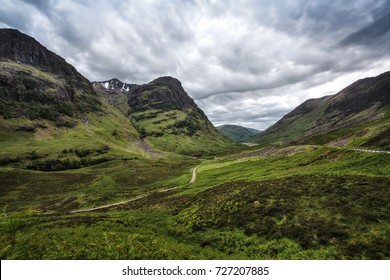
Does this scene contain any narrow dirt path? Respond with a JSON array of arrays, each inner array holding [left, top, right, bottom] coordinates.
[[190, 165, 201, 183], [70, 186, 179, 214], [71, 164, 202, 214]]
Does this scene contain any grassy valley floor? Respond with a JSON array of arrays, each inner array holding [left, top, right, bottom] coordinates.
[[0, 145, 389, 259]]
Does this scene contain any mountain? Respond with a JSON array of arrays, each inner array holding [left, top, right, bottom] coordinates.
[[92, 78, 136, 115], [0, 28, 100, 124], [251, 71, 390, 150], [92, 76, 238, 156], [0, 28, 236, 165], [0, 29, 145, 171], [92, 78, 136, 92], [217, 124, 259, 142], [125, 76, 238, 156]]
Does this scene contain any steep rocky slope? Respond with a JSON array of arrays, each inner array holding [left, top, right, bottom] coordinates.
[[126, 76, 238, 156], [0, 28, 237, 160], [252, 72, 390, 149], [0, 28, 100, 123]]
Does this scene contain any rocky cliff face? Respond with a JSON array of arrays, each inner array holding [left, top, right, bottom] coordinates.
[[0, 28, 99, 121], [0, 29, 93, 90], [128, 76, 195, 111], [1, 29, 65, 70], [123, 76, 236, 155]]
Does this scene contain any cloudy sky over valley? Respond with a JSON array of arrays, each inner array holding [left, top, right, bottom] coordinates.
[[1, 0, 390, 129]]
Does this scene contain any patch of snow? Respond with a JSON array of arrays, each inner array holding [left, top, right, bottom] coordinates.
[[103, 82, 109, 89]]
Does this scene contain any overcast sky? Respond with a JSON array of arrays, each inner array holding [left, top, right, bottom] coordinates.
[[1, 0, 390, 129]]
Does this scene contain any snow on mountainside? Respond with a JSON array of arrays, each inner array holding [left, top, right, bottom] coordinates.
[[93, 78, 136, 92]]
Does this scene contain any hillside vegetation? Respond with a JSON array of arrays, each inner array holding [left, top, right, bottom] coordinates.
[[1, 144, 389, 259], [251, 72, 390, 150]]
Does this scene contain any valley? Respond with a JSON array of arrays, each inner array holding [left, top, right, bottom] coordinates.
[[1, 143, 389, 259], [0, 28, 389, 260]]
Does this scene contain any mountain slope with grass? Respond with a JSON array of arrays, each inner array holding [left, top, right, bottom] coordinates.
[[92, 76, 240, 156], [217, 124, 259, 142], [126, 76, 239, 156], [0, 28, 236, 171], [0, 29, 151, 172], [0, 28, 100, 122], [252, 72, 390, 150]]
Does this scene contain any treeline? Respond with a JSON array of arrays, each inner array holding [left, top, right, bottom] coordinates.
[[0, 146, 114, 171], [26, 157, 112, 171]]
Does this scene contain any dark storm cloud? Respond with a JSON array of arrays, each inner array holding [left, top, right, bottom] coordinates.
[[20, 0, 51, 10], [1, 0, 389, 129], [340, 2, 390, 49], [0, 0, 36, 30]]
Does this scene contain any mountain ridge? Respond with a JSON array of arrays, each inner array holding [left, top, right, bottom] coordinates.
[[128, 76, 196, 110], [251, 71, 390, 149], [0, 28, 100, 122], [0, 28, 236, 158], [123, 76, 238, 155]]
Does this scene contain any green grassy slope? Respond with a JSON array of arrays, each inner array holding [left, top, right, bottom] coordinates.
[[126, 77, 241, 156], [0, 59, 100, 120], [0, 95, 147, 169], [131, 107, 240, 156]]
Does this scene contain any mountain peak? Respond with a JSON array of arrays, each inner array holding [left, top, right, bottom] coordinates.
[[92, 78, 136, 92], [0, 28, 76, 76], [0, 28, 99, 120], [128, 76, 195, 110], [149, 76, 182, 86]]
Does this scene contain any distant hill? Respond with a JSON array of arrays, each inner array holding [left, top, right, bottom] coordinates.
[[217, 124, 259, 142], [252, 71, 390, 150]]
